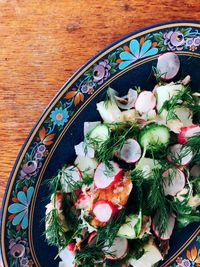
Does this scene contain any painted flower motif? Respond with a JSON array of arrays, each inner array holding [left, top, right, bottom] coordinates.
[[163, 30, 185, 51], [19, 160, 41, 180], [80, 81, 94, 94], [50, 107, 69, 126], [8, 187, 34, 230], [176, 257, 183, 264], [186, 246, 200, 266], [9, 237, 29, 258], [118, 38, 158, 70], [65, 89, 85, 106], [93, 59, 111, 85], [19, 257, 34, 267], [185, 36, 200, 51]]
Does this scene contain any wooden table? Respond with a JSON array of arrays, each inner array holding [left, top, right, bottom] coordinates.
[[0, 0, 199, 207]]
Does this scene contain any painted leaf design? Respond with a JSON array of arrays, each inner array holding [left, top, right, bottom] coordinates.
[[74, 92, 84, 106], [39, 126, 46, 141], [43, 133, 55, 145], [65, 90, 77, 100]]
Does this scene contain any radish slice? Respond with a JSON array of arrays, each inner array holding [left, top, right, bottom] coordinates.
[[94, 161, 123, 189], [66, 243, 76, 252], [114, 89, 138, 110], [162, 168, 185, 196], [93, 200, 118, 222], [61, 166, 82, 193], [88, 231, 97, 246], [74, 141, 95, 158], [119, 139, 141, 163], [59, 247, 75, 267], [135, 91, 156, 114], [104, 237, 128, 260], [178, 125, 200, 144], [156, 52, 180, 80], [152, 213, 176, 240], [168, 144, 193, 166]]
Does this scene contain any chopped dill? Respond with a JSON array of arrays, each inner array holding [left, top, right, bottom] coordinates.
[[152, 66, 166, 85], [159, 85, 190, 121], [74, 210, 126, 266], [88, 122, 140, 167]]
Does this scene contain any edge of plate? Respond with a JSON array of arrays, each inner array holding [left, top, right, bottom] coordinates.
[[1, 19, 200, 266]]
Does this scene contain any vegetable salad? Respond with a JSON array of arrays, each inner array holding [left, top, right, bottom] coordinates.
[[45, 52, 200, 267]]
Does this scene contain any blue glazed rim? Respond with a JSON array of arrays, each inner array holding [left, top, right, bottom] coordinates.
[[1, 19, 200, 267]]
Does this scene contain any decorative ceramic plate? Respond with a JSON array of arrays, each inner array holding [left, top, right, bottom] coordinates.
[[1, 20, 200, 267]]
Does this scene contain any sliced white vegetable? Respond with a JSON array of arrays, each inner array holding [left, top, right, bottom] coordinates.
[[104, 237, 128, 260], [120, 109, 137, 122], [173, 106, 193, 126], [156, 52, 180, 80], [178, 125, 200, 144], [93, 200, 118, 222], [129, 243, 163, 267], [114, 89, 138, 110], [168, 144, 193, 166], [89, 124, 110, 144], [141, 109, 157, 121], [74, 155, 98, 176], [74, 141, 95, 158], [162, 168, 185, 196], [119, 139, 141, 163], [152, 213, 175, 240], [94, 161, 123, 189], [59, 247, 75, 267], [84, 121, 101, 137], [118, 211, 142, 239], [136, 158, 160, 177], [61, 166, 82, 193], [156, 83, 183, 111], [135, 91, 156, 114], [97, 101, 122, 123]]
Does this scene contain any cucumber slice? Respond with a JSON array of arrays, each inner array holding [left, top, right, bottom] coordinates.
[[89, 124, 110, 144], [118, 212, 142, 239], [139, 123, 170, 152]]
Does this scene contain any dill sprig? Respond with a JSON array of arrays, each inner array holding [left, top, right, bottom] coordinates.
[[152, 66, 167, 85], [74, 210, 126, 266], [88, 122, 140, 166], [45, 208, 70, 249], [130, 163, 177, 235], [159, 85, 190, 121]]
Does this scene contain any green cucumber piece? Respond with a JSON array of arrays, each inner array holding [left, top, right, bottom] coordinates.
[[117, 212, 142, 239], [139, 123, 170, 152], [89, 124, 110, 144]]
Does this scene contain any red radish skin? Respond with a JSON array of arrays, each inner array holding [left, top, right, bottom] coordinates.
[[93, 200, 118, 223], [88, 231, 97, 245], [178, 125, 200, 144], [66, 243, 76, 252], [94, 161, 123, 189], [156, 52, 180, 81], [135, 91, 156, 114], [119, 139, 142, 163], [168, 144, 193, 166], [152, 214, 176, 240], [104, 237, 128, 260], [162, 168, 185, 196]]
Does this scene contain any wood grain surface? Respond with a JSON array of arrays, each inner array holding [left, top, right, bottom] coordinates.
[[0, 0, 199, 208]]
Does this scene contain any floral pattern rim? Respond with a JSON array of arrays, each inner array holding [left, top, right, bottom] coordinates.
[[1, 22, 200, 267]]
